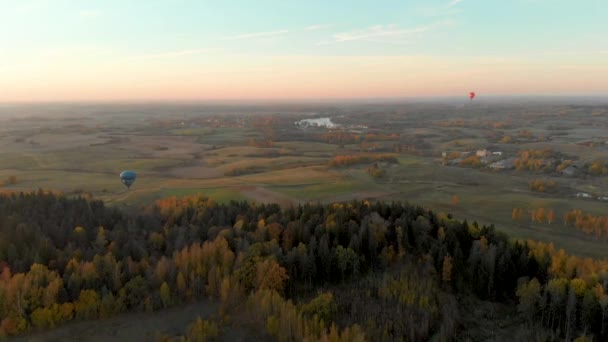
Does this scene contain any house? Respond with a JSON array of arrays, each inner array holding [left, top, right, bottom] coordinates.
[[560, 165, 578, 176], [448, 157, 464, 166], [560, 161, 585, 176], [489, 158, 516, 170], [481, 156, 499, 164], [476, 149, 490, 158]]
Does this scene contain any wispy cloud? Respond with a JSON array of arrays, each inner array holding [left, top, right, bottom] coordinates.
[[127, 48, 219, 60], [304, 24, 333, 31], [219, 30, 289, 41], [521, 50, 608, 57], [331, 24, 432, 43], [419, 0, 464, 17]]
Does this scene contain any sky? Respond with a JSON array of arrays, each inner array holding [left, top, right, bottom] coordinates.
[[0, 0, 607, 102]]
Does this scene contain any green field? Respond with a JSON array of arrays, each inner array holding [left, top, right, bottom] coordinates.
[[2, 102, 608, 258]]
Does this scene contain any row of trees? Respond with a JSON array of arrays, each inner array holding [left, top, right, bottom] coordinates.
[[459, 155, 482, 167], [515, 149, 559, 172], [512, 207, 608, 240], [321, 132, 399, 145], [512, 207, 556, 224], [588, 160, 608, 176], [433, 119, 511, 129], [529, 178, 557, 193], [564, 209, 608, 240], [516, 241, 608, 341], [0, 175, 18, 187], [328, 154, 398, 167]]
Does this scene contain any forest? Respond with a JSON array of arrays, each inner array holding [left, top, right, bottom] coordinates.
[[1, 191, 608, 341]]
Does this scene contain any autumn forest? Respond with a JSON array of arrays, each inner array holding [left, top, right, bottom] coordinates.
[[0, 191, 607, 341]]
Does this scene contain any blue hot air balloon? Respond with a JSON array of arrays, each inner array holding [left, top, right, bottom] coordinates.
[[120, 171, 137, 189]]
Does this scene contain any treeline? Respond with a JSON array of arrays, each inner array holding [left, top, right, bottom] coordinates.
[[1, 192, 608, 340], [588, 160, 608, 176], [0, 176, 18, 187], [564, 209, 608, 240], [328, 154, 398, 167], [514, 150, 607, 177], [529, 179, 557, 193], [512, 207, 556, 224], [434, 120, 511, 129], [366, 163, 385, 178], [322, 132, 399, 145], [459, 155, 482, 167], [516, 241, 608, 341], [512, 207, 608, 240], [515, 149, 559, 172]]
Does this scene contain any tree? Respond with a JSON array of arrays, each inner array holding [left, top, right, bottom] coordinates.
[[123, 276, 148, 311], [160, 282, 171, 308], [517, 278, 541, 323], [451, 195, 460, 207], [255, 258, 289, 293], [442, 255, 453, 284], [547, 210, 555, 224], [75, 290, 100, 319], [600, 293, 608, 335], [177, 272, 187, 300], [301, 292, 336, 324], [95, 227, 108, 251], [546, 278, 568, 329], [31, 307, 54, 329], [335, 246, 359, 282], [512, 208, 524, 221], [187, 317, 219, 342]]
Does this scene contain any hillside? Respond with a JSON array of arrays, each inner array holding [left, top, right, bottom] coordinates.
[[1, 191, 607, 341]]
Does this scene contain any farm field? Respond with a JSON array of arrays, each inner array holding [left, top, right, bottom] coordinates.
[[1, 101, 608, 258]]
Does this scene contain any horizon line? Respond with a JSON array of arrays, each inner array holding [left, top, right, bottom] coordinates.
[[1, 93, 608, 105]]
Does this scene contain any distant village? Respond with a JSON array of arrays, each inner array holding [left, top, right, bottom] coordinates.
[[442, 148, 514, 170], [442, 148, 590, 175], [442, 148, 608, 202]]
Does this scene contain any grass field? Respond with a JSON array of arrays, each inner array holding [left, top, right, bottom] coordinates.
[[2, 103, 608, 259]]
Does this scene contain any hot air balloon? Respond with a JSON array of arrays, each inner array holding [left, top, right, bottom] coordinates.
[[469, 92, 476, 101], [120, 171, 137, 189]]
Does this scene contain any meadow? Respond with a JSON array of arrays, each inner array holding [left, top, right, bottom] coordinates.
[[1, 101, 608, 258]]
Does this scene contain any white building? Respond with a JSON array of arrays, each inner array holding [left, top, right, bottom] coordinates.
[[476, 149, 490, 158]]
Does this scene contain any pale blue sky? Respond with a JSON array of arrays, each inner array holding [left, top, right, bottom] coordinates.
[[1, 0, 607, 101]]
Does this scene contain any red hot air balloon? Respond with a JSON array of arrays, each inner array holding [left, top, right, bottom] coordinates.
[[469, 92, 476, 101]]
